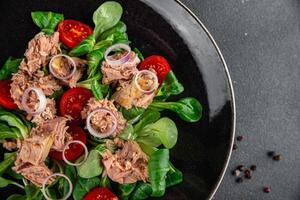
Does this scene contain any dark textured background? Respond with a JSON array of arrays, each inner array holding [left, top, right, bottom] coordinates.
[[180, 0, 300, 199]]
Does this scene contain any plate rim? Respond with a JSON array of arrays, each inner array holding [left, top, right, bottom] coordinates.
[[173, 0, 236, 199]]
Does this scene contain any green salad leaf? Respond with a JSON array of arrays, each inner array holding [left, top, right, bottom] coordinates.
[[121, 107, 145, 121], [0, 152, 16, 176], [63, 165, 76, 197], [150, 97, 202, 122], [7, 194, 26, 200], [118, 124, 136, 140], [133, 48, 144, 61], [166, 163, 183, 188], [133, 110, 160, 133], [0, 108, 30, 138], [99, 21, 127, 41], [137, 117, 178, 149], [0, 57, 22, 80], [73, 176, 100, 200], [130, 182, 152, 200], [93, 1, 123, 39], [155, 71, 184, 101], [87, 48, 105, 78], [25, 183, 43, 200], [148, 149, 170, 197], [91, 79, 109, 100], [100, 176, 111, 188], [31, 11, 64, 34], [119, 183, 136, 200], [0, 123, 20, 140], [77, 150, 103, 178], [69, 35, 96, 57]]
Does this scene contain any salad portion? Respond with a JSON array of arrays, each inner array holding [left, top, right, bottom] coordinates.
[[0, 1, 202, 200]]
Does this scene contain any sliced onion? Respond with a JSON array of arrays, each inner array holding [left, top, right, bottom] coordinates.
[[21, 87, 47, 115], [86, 108, 118, 139], [49, 54, 77, 80], [41, 173, 72, 200], [62, 140, 88, 166], [134, 70, 159, 94], [104, 43, 131, 67]]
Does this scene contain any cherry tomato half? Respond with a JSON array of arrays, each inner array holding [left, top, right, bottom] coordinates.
[[59, 87, 93, 120], [84, 187, 118, 200], [58, 20, 93, 48], [49, 123, 87, 161], [0, 80, 18, 110], [139, 55, 171, 84]]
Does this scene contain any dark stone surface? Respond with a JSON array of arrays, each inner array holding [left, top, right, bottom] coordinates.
[[180, 0, 300, 199]]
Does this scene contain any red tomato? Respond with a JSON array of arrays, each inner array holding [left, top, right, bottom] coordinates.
[[139, 55, 171, 84], [58, 20, 93, 48], [59, 87, 93, 120], [0, 80, 17, 109], [49, 123, 87, 161], [84, 187, 118, 200]]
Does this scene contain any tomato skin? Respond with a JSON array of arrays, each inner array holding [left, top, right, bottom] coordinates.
[[58, 20, 93, 48], [49, 123, 87, 161], [0, 80, 18, 110], [139, 55, 171, 84], [83, 187, 118, 200], [59, 87, 93, 120]]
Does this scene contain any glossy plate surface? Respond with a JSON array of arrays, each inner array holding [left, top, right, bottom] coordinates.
[[0, 0, 235, 199]]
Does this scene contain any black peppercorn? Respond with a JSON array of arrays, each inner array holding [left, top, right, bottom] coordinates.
[[237, 165, 245, 171], [237, 135, 244, 141], [236, 177, 243, 183], [233, 144, 238, 150], [250, 165, 257, 171], [267, 151, 275, 157]]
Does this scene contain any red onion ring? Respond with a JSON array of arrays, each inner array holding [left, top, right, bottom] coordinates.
[[21, 87, 47, 115], [62, 140, 88, 166], [134, 70, 159, 94], [104, 43, 131, 67], [41, 173, 72, 200], [49, 54, 77, 80], [86, 108, 118, 139]]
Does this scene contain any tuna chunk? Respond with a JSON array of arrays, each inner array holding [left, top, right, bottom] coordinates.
[[61, 57, 86, 88], [15, 131, 54, 166], [31, 98, 57, 124], [81, 98, 126, 137], [101, 52, 140, 85], [31, 117, 71, 151], [112, 80, 157, 110], [10, 32, 62, 110], [21, 32, 61, 76], [13, 162, 54, 186], [10, 70, 61, 110], [102, 139, 149, 184]]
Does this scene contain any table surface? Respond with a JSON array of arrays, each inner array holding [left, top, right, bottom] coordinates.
[[180, 0, 300, 199]]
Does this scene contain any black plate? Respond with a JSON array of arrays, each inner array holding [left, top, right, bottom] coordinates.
[[0, 0, 235, 199]]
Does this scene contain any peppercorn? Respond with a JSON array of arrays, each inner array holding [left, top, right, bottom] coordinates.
[[236, 177, 243, 183], [267, 151, 275, 157], [273, 154, 282, 161], [233, 144, 238, 150], [244, 170, 252, 179], [250, 165, 257, 171], [237, 165, 245, 171], [232, 169, 241, 177], [237, 135, 244, 141], [263, 187, 271, 193]]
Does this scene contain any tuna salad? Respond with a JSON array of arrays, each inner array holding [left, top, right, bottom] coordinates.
[[0, 1, 202, 200]]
